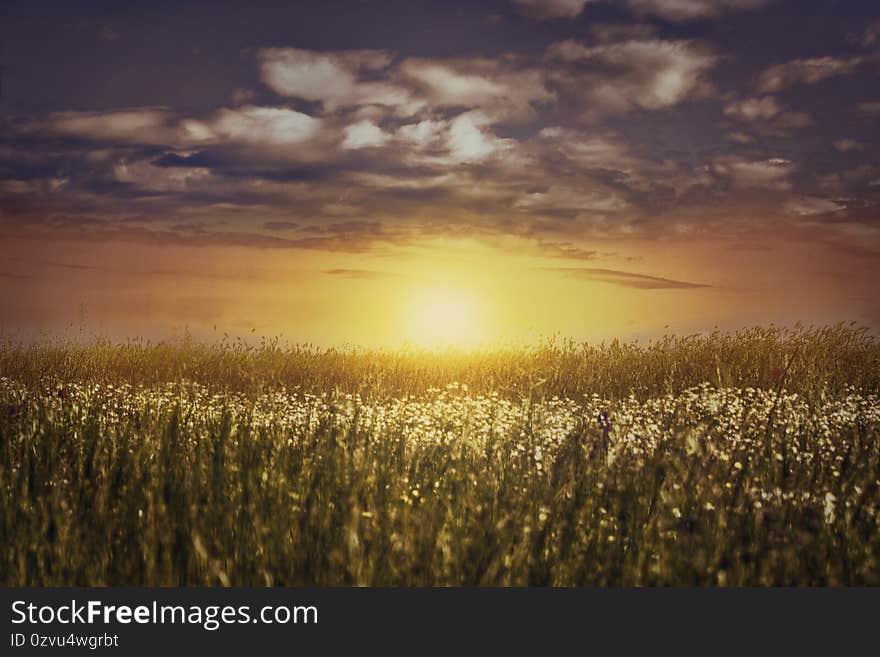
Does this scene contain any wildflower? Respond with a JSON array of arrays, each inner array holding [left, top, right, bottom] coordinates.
[[823, 493, 836, 524]]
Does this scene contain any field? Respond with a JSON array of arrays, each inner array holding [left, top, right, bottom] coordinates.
[[1, 325, 879, 586]]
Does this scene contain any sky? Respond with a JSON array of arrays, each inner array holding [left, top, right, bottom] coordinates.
[[0, 0, 878, 346]]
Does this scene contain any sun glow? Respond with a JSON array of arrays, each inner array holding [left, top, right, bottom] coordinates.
[[407, 286, 482, 347]]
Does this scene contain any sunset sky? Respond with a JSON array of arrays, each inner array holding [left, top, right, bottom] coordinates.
[[1, 0, 878, 346]]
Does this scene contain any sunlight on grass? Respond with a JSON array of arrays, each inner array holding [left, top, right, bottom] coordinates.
[[0, 324, 878, 586]]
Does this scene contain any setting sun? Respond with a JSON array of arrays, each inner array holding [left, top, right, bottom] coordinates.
[[407, 286, 482, 347]]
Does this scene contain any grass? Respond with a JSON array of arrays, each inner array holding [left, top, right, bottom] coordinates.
[[1, 323, 879, 586]]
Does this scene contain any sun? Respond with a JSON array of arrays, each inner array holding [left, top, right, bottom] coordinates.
[[407, 285, 482, 347]]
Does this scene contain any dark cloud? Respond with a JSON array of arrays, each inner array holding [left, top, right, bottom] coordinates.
[[7, 256, 259, 281], [4, 220, 404, 254], [624, 0, 771, 22], [0, 271, 32, 280], [537, 241, 600, 260], [511, 0, 594, 20], [547, 267, 710, 289], [262, 221, 300, 231], [322, 268, 397, 279]]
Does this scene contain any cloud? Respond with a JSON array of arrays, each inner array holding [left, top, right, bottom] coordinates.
[[536, 127, 636, 169], [548, 266, 709, 289], [857, 101, 880, 115], [785, 196, 846, 216], [756, 56, 869, 93], [446, 111, 514, 163], [386, 111, 517, 165], [529, 126, 698, 198], [112, 158, 212, 191], [589, 23, 658, 42], [856, 20, 880, 48], [230, 88, 256, 105], [624, 0, 770, 22], [546, 38, 717, 117], [6, 23, 876, 259], [723, 96, 812, 133], [10, 256, 256, 281], [536, 241, 600, 260], [514, 185, 631, 215], [262, 221, 299, 231], [512, 0, 768, 21], [723, 96, 782, 121], [396, 119, 447, 148], [258, 48, 552, 123], [0, 178, 69, 195], [8, 220, 400, 253], [24, 104, 326, 155], [25, 108, 176, 145], [257, 48, 421, 114], [833, 139, 862, 152], [181, 105, 322, 147], [397, 58, 553, 121], [727, 131, 754, 144], [510, 0, 595, 19], [0, 271, 32, 280], [712, 156, 794, 191], [322, 268, 396, 279], [341, 120, 389, 149]]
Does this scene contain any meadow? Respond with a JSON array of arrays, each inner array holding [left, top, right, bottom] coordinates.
[[1, 324, 879, 586]]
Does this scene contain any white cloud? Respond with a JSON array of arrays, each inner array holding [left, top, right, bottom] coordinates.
[[258, 48, 551, 121], [546, 39, 717, 116], [181, 105, 322, 146], [757, 56, 868, 93], [397, 120, 447, 147], [258, 48, 422, 115], [341, 120, 389, 149], [724, 96, 782, 121], [446, 111, 513, 163]]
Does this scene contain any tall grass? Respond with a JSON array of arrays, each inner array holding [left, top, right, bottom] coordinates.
[[2, 324, 877, 400], [1, 324, 878, 586]]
